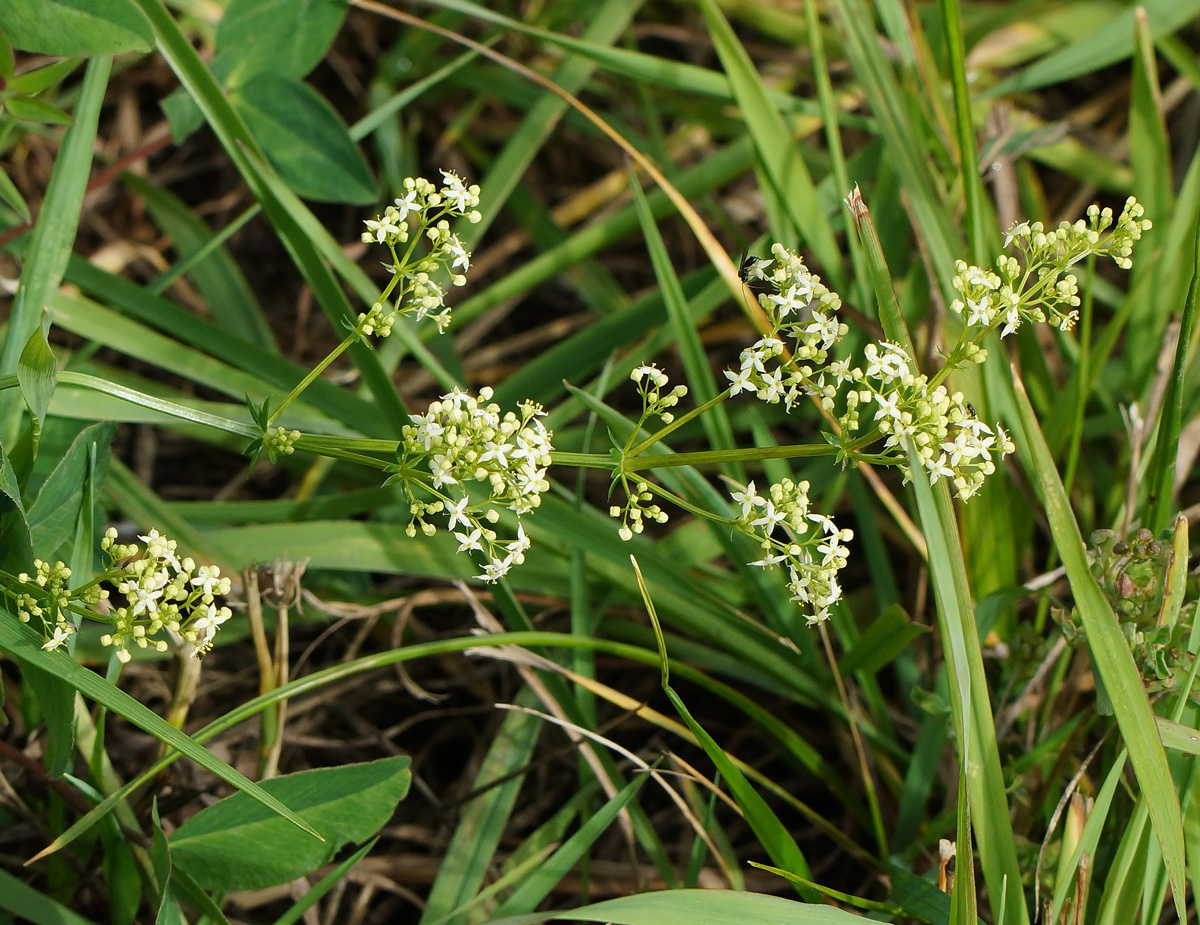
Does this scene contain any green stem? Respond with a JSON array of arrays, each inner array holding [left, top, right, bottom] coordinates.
[[628, 388, 732, 457], [267, 332, 359, 426], [624, 442, 840, 473]]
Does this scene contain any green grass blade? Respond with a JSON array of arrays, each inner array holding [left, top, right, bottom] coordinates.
[[986, 0, 1200, 98], [491, 773, 649, 918], [1011, 374, 1186, 918], [417, 692, 542, 925], [907, 443, 1026, 925], [0, 54, 109, 444], [629, 164, 737, 466], [1144, 208, 1199, 532], [123, 173, 274, 350], [696, 0, 843, 289], [487, 888, 869, 925]]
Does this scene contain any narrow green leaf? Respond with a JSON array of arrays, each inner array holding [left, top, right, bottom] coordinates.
[[838, 604, 927, 676], [270, 838, 377, 925], [487, 889, 867, 925], [695, 0, 842, 289], [1011, 374, 1187, 918], [987, 0, 1200, 97], [908, 442, 1024, 925], [634, 559, 816, 899], [5, 95, 74, 125], [151, 802, 186, 925], [16, 321, 56, 438], [1144, 208, 1199, 531], [0, 54, 108, 445], [0, 867, 101, 924], [6, 56, 81, 94], [491, 773, 649, 918], [170, 757, 410, 891], [124, 174, 274, 349], [0, 164, 30, 223], [419, 697, 542, 925], [234, 74, 376, 204], [0, 0, 150, 55], [0, 615, 323, 841]]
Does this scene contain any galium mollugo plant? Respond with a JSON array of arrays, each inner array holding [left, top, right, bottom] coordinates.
[[16, 180, 1148, 654], [594, 197, 1151, 624]]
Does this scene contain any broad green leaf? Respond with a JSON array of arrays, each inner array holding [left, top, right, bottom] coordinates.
[[217, 0, 346, 85], [0, 615, 321, 842], [28, 421, 116, 555], [170, 757, 409, 891], [234, 74, 376, 204], [0, 0, 150, 55], [1011, 375, 1187, 919], [487, 889, 867, 925]]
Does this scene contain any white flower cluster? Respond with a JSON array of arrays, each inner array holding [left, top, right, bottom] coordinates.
[[727, 243, 847, 411], [950, 197, 1152, 339], [98, 529, 233, 661], [358, 171, 483, 334], [394, 386, 553, 582], [855, 343, 1016, 500], [8, 529, 234, 661], [728, 245, 1014, 501], [731, 478, 852, 624]]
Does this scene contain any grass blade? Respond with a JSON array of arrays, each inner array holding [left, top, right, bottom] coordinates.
[[1011, 372, 1186, 918]]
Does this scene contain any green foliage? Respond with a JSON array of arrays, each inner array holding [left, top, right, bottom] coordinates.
[[169, 757, 411, 891], [3, 1, 1200, 922]]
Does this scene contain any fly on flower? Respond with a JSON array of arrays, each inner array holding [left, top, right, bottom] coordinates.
[[737, 248, 773, 296]]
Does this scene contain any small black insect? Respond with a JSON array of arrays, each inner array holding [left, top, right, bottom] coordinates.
[[737, 249, 772, 295]]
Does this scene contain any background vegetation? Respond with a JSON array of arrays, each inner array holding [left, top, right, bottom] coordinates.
[[1, 1, 1200, 923]]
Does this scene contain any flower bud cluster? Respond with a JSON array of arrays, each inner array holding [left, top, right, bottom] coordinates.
[[266, 425, 301, 456], [393, 386, 553, 582], [7, 558, 93, 652], [632, 364, 687, 424], [731, 479, 853, 624], [610, 480, 668, 542], [950, 197, 1152, 339], [358, 171, 483, 335]]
